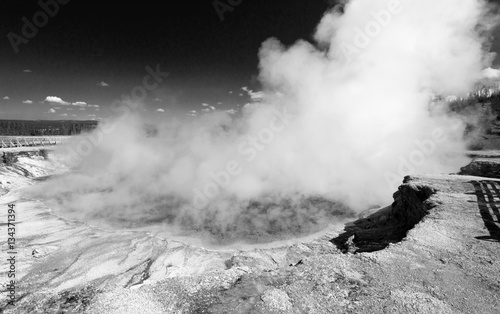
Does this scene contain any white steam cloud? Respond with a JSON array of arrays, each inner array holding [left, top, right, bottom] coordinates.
[[34, 0, 499, 243]]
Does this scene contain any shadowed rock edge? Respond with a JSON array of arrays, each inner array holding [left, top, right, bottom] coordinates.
[[332, 176, 438, 253]]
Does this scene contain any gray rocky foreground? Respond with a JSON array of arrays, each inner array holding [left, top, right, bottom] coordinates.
[[0, 150, 499, 313]]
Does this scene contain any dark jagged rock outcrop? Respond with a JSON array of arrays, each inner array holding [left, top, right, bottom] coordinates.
[[1, 149, 50, 165], [332, 177, 437, 253], [459, 157, 500, 179]]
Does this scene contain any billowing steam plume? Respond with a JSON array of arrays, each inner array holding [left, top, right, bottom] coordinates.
[[33, 0, 499, 243]]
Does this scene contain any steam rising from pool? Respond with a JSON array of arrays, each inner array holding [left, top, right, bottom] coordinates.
[[32, 0, 499, 243]]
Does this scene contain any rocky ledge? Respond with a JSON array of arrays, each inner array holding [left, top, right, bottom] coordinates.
[[0, 148, 51, 165], [460, 157, 500, 179], [332, 178, 437, 253]]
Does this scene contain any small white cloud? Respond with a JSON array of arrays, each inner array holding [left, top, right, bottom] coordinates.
[[71, 114, 77, 117], [202, 104, 216, 111], [48, 108, 56, 113], [98, 81, 110, 87], [88, 114, 97, 120], [22, 100, 33, 104], [190, 110, 197, 114], [225, 109, 238, 115], [242, 86, 264, 101], [201, 108, 211, 113], [59, 113, 68, 117], [3, 96, 9, 100], [95, 108, 100, 111], [44, 96, 70, 105], [239, 93, 244, 97], [154, 98, 162, 102], [79, 108, 86, 111], [72, 101, 87, 107], [23, 69, 32, 73], [156, 108, 165, 112], [229, 91, 233, 94], [88, 104, 100, 108], [217, 102, 223, 105], [250, 91, 264, 101], [482, 67, 500, 79]]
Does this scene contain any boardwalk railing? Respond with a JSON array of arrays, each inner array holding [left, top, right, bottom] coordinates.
[[0, 137, 69, 149]]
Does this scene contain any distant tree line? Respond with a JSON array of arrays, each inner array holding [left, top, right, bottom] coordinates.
[[445, 85, 500, 150], [0, 120, 98, 136], [447, 86, 500, 117]]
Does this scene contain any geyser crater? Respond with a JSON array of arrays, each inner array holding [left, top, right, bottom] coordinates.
[[42, 187, 356, 247]]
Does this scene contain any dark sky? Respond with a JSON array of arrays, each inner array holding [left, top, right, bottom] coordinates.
[[1, 0, 500, 120], [0, 0, 331, 120]]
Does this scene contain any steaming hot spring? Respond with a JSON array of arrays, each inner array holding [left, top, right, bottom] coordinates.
[[29, 0, 495, 247], [31, 113, 361, 246]]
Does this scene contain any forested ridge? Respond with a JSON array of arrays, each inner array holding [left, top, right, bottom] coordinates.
[[0, 120, 98, 136]]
